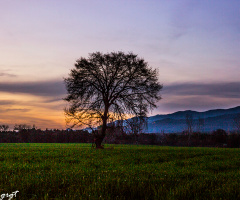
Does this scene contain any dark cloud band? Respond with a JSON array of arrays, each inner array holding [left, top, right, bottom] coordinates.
[[0, 72, 17, 77], [0, 100, 17, 105], [163, 82, 240, 98], [0, 80, 66, 97]]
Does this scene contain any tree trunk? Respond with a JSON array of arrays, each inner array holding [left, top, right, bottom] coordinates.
[[95, 135, 104, 149], [188, 132, 190, 146], [94, 105, 108, 149]]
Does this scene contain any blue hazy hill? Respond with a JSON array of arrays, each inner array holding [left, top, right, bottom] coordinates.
[[146, 106, 240, 133]]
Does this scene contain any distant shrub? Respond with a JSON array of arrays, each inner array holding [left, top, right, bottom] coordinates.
[[227, 133, 240, 148], [211, 129, 227, 145]]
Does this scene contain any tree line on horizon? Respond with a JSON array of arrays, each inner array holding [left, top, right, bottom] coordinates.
[[0, 125, 240, 147]]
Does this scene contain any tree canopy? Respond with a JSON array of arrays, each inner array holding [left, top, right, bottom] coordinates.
[[64, 51, 162, 148]]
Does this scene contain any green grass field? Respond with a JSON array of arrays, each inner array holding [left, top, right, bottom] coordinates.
[[0, 143, 239, 200]]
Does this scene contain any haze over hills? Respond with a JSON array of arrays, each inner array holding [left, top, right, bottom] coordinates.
[[146, 106, 240, 133]]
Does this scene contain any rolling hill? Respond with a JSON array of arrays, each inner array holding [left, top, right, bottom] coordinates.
[[146, 106, 240, 133]]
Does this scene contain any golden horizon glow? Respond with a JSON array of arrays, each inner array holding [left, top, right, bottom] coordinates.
[[0, 92, 65, 129]]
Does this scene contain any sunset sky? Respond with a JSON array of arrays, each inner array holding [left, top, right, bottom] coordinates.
[[0, 0, 240, 129]]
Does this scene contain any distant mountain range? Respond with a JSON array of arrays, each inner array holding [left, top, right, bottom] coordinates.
[[145, 106, 240, 133]]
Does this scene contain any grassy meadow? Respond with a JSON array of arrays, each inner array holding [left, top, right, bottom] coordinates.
[[0, 143, 240, 200]]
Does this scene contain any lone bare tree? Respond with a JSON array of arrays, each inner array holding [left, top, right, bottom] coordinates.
[[64, 52, 162, 148], [185, 113, 194, 134], [124, 116, 147, 135], [124, 116, 148, 143], [197, 117, 205, 133], [0, 124, 9, 131], [233, 113, 240, 134], [185, 113, 194, 145]]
